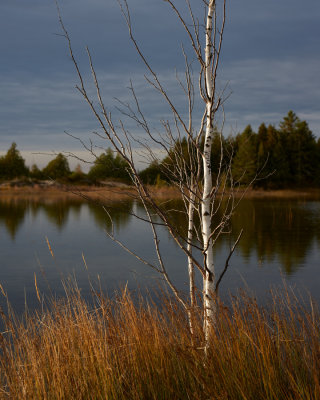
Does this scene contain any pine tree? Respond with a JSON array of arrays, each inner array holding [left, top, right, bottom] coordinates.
[[232, 126, 257, 185], [0, 142, 28, 180], [280, 111, 317, 186], [88, 149, 130, 182]]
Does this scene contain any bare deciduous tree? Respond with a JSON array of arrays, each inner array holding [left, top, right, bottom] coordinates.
[[57, 0, 245, 346]]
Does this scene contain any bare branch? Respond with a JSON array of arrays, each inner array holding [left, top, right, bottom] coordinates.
[[215, 229, 243, 294]]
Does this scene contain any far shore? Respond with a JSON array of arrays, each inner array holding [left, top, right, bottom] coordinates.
[[0, 180, 179, 201], [1, 180, 320, 201]]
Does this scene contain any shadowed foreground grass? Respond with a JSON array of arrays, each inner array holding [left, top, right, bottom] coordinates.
[[0, 286, 319, 399]]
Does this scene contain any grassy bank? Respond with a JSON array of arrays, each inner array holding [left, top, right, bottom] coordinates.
[[0, 287, 319, 399], [0, 180, 181, 201], [2, 181, 320, 202]]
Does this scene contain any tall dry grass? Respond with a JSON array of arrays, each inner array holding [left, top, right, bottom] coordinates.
[[0, 286, 319, 399]]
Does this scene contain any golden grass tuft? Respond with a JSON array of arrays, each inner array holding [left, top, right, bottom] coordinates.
[[0, 286, 319, 399]]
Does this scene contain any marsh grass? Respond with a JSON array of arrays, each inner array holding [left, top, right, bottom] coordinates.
[[0, 285, 319, 399]]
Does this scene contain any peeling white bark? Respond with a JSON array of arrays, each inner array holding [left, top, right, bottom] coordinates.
[[187, 190, 196, 308], [202, 0, 216, 342], [187, 188, 196, 336]]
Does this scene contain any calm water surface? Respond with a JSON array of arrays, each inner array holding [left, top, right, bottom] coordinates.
[[1, 194, 320, 312]]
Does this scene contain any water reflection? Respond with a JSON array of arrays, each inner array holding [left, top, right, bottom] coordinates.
[[0, 195, 320, 276], [89, 200, 133, 232], [0, 196, 134, 237], [0, 197, 28, 239], [152, 197, 320, 275], [231, 199, 320, 275], [40, 200, 81, 229]]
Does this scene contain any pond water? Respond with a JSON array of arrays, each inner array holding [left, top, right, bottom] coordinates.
[[1, 194, 320, 312]]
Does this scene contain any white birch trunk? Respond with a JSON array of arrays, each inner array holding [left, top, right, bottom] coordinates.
[[187, 190, 196, 308], [202, 0, 216, 342], [187, 189, 196, 337], [202, 103, 216, 342]]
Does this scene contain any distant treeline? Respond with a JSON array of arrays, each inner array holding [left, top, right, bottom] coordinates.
[[0, 146, 131, 184], [140, 111, 320, 189], [1, 111, 320, 188], [231, 110, 320, 188]]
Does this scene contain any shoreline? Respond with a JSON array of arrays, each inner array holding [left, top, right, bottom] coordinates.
[[1, 181, 320, 200], [0, 181, 180, 201]]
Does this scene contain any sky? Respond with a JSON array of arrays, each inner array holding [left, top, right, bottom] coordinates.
[[0, 0, 320, 170]]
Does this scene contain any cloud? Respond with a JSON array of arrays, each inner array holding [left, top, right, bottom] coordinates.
[[1, 0, 320, 168], [0, 67, 193, 159], [1, 53, 320, 164], [220, 57, 320, 135]]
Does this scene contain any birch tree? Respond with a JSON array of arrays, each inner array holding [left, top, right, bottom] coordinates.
[[57, 0, 244, 345]]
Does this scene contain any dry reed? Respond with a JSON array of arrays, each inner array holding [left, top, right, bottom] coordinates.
[[0, 285, 319, 399]]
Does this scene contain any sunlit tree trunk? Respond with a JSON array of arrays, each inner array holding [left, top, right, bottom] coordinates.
[[187, 187, 196, 336], [202, 0, 216, 342]]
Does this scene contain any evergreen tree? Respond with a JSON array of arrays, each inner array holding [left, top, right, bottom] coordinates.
[[256, 123, 268, 171], [269, 125, 291, 187], [232, 125, 257, 185], [279, 111, 318, 186], [256, 124, 291, 188], [139, 160, 165, 185], [0, 142, 28, 180], [30, 164, 44, 180], [42, 153, 71, 180], [88, 149, 130, 182], [315, 138, 320, 186], [69, 164, 86, 183]]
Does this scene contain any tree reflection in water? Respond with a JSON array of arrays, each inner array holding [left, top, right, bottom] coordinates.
[[40, 200, 82, 229], [138, 197, 320, 276], [88, 200, 133, 232], [0, 197, 28, 239], [0, 196, 319, 276], [231, 199, 320, 275]]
